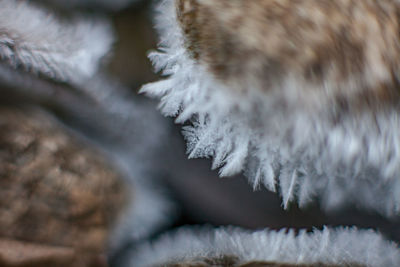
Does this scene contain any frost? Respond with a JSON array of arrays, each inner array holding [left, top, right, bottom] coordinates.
[[0, 0, 113, 85], [127, 226, 400, 266], [142, 0, 400, 217]]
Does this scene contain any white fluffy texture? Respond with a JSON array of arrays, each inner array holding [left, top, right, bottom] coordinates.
[[141, 0, 400, 217], [0, 0, 113, 85], [128, 226, 400, 266]]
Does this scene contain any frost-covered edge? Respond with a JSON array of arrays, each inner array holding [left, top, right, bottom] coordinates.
[[0, 0, 113, 85], [141, 0, 400, 217], [128, 226, 400, 266]]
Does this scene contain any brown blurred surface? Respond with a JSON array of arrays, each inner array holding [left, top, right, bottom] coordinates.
[[108, 2, 159, 89], [0, 106, 127, 266], [0, 238, 107, 267]]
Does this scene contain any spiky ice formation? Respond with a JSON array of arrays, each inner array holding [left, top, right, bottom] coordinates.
[[127, 226, 400, 266], [142, 0, 400, 217]]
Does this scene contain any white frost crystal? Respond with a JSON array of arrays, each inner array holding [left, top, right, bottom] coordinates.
[[128, 226, 400, 266], [142, 0, 400, 217]]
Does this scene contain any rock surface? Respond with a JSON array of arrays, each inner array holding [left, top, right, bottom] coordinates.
[[0, 106, 127, 266]]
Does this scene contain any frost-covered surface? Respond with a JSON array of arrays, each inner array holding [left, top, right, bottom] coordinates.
[[141, 0, 400, 217], [0, 0, 113, 85], [127, 226, 400, 266]]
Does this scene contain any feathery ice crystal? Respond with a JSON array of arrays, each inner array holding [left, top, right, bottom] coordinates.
[[142, 0, 400, 217]]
